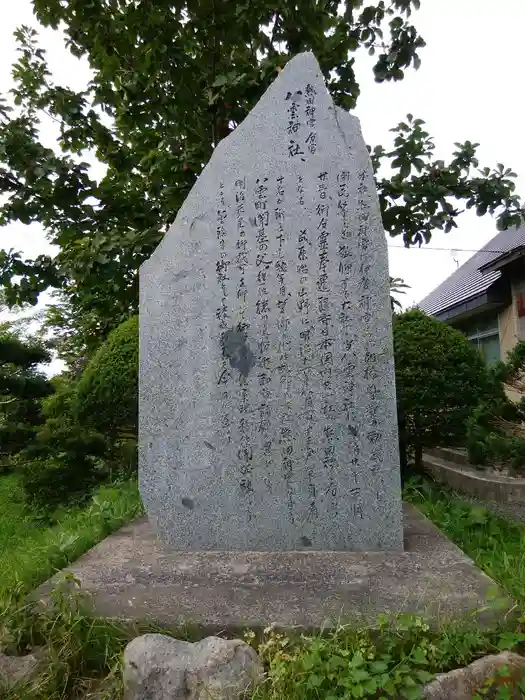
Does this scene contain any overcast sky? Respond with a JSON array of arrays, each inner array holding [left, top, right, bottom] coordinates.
[[0, 0, 524, 309]]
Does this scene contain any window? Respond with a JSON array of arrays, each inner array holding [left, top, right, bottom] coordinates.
[[470, 334, 500, 365], [457, 313, 501, 365]]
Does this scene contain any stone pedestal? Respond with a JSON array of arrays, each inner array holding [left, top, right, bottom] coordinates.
[[35, 505, 505, 629]]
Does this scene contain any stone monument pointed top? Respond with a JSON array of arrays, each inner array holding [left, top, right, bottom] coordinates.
[[140, 51, 403, 551], [144, 51, 365, 269], [230, 50, 332, 140]]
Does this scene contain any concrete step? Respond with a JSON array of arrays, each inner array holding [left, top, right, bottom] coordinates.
[[422, 452, 525, 504], [35, 505, 506, 629], [426, 446, 470, 467]]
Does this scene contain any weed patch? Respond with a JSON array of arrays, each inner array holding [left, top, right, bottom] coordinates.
[[0, 474, 142, 594], [406, 477, 525, 605]]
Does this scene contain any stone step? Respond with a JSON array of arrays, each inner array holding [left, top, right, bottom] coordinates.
[[422, 452, 525, 504], [35, 505, 505, 630], [426, 446, 470, 466]]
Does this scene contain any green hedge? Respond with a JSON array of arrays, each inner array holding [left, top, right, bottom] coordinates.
[[393, 309, 491, 467], [74, 315, 138, 437], [18, 319, 138, 510]]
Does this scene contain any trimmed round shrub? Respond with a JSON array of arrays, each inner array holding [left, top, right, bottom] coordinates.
[[74, 316, 138, 437], [393, 309, 492, 467]]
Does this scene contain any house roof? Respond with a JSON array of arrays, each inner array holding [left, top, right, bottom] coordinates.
[[478, 245, 525, 274], [418, 226, 525, 317]]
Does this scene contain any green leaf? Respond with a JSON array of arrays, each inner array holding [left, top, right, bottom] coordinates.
[[328, 655, 348, 669], [498, 632, 525, 650], [400, 162, 411, 179], [401, 687, 423, 700], [351, 668, 371, 682], [307, 673, 324, 688], [350, 651, 365, 668], [414, 669, 434, 683], [370, 660, 389, 673], [363, 678, 380, 692], [410, 647, 428, 665], [301, 654, 316, 670], [212, 74, 228, 87]]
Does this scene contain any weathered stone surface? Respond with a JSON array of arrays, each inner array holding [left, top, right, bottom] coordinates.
[[422, 652, 525, 699], [139, 51, 402, 551], [35, 504, 508, 629], [123, 634, 263, 700], [0, 649, 43, 689]]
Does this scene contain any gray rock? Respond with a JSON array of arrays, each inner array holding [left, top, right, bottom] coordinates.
[[139, 51, 403, 551], [0, 649, 43, 689], [123, 634, 263, 700], [422, 651, 525, 699]]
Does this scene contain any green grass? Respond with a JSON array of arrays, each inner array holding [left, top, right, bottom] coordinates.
[[249, 481, 525, 699], [1, 597, 520, 700], [0, 473, 142, 594], [4, 473, 525, 699], [250, 618, 525, 700], [406, 476, 525, 605]]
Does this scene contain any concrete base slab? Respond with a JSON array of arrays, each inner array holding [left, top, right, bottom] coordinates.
[[36, 504, 505, 629]]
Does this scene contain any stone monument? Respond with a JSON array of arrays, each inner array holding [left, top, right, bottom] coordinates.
[[35, 53, 503, 632], [139, 51, 403, 551]]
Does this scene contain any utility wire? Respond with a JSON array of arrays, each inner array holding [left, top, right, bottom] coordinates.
[[387, 245, 514, 254]]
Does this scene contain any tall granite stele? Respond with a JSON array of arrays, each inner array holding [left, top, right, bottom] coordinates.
[[140, 52, 403, 551]]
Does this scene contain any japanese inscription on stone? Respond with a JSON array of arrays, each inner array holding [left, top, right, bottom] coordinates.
[[139, 52, 403, 551]]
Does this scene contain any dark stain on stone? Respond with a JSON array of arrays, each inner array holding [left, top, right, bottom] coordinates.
[[203, 441, 216, 452], [221, 324, 255, 378], [285, 90, 303, 102], [174, 270, 189, 281], [181, 497, 194, 510], [300, 536, 312, 547]]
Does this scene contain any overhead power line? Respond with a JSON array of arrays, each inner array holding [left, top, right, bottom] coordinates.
[[387, 245, 511, 254]]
